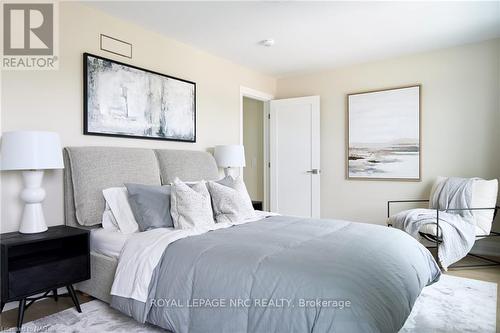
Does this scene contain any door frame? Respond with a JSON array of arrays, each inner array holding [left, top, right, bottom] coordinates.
[[239, 86, 274, 211], [269, 96, 321, 218]]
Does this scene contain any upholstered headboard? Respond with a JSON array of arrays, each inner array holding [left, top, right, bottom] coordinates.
[[63, 146, 219, 228]]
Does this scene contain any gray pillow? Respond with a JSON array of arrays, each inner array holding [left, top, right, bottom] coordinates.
[[125, 183, 173, 231]]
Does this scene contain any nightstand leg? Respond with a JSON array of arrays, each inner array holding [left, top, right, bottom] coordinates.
[[53, 289, 58, 302], [16, 298, 26, 333], [66, 285, 81, 313], [1, 301, 4, 313]]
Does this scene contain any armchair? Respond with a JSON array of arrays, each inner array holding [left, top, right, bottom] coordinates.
[[387, 177, 499, 269]]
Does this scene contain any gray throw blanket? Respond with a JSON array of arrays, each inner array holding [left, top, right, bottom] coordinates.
[[389, 177, 477, 269]]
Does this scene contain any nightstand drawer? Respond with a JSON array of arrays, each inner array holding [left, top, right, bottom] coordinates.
[[8, 254, 89, 299]]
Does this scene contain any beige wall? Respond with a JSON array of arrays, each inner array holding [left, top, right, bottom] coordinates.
[[2, 3, 498, 232], [243, 97, 264, 201], [0, 3, 275, 233], [276, 39, 500, 225]]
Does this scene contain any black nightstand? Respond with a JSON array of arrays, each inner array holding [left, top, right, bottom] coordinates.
[[252, 201, 263, 211], [0, 226, 90, 332]]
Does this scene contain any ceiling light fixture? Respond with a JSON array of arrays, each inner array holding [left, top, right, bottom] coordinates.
[[260, 39, 275, 47]]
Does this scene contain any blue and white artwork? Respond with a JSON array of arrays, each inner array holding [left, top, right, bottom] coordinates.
[[348, 86, 420, 180], [84, 54, 195, 142]]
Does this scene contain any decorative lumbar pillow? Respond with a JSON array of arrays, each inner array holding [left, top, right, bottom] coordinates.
[[102, 187, 139, 234], [170, 178, 215, 229], [207, 175, 256, 224], [429, 176, 498, 235], [125, 183, 174, 231]]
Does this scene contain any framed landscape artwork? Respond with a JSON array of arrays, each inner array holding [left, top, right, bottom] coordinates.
[[347, 85, 420, 180], [84, 53, 196, 142]]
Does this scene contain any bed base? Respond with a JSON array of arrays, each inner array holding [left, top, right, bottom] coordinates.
[[75, 252, 116, 303]]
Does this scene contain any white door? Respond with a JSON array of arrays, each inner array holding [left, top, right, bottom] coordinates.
[[269, 96, 320, 218]]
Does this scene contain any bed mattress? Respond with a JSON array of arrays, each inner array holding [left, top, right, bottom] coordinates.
[[90, 228, 132, 258]]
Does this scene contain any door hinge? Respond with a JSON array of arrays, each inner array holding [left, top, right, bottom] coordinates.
[[268, 114, 270, 120], [268, 162, 271, 168]]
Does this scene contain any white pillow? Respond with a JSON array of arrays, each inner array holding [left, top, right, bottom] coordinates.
[[429, 177, 498, 235], [170, 178, 215, 229], [207, 176, 256, 224], [101, 202, 119, 231], [102, 187, 139, 234]]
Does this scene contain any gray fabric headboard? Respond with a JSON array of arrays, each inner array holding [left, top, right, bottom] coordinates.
[[64, 146, 219, 228]]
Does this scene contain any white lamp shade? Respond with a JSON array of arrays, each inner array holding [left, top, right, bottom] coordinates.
[[214, 145, 246, 168], [1, 131, 64, 170]]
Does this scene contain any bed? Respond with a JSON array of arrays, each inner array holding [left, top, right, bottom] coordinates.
[[64, 146, 441, 333], [64, 146, 221, 303]]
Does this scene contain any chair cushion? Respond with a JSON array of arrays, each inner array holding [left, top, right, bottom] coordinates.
[[429, 177, 498, 235], [420, 224, 487, 238]]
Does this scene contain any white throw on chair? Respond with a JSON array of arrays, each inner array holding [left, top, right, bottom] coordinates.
[[388, 177, 499, 270]]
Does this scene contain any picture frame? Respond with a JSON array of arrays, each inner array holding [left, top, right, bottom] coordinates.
[[346, 85, 421, 181], [83, 53, 196, 142]]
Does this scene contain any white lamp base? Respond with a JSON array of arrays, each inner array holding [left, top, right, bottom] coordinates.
[[224, 167, 237, 177], [19, 170, 48, 234]]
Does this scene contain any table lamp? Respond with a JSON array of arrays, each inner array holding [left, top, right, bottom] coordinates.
[[1, 131, 63, 233], [214, 145, 246, 177]]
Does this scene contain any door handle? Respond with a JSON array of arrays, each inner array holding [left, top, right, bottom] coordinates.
[[306, 169, 320, 175]]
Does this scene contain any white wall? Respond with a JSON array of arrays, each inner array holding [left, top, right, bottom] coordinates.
[[276, 39, 500, 224], [243, 97, 264, 201], [0, 2, 275, 233]]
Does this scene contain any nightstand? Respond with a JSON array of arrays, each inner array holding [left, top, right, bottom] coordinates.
[[252, 200, 263, 211], [0, 226, 90, 332]]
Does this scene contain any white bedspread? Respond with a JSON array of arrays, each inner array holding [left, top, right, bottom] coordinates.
[[110, 211, 277, 302]]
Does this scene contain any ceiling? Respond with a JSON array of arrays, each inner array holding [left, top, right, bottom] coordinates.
[[87, 1, 500, 77]]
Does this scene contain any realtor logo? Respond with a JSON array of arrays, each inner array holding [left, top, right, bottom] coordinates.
[[2, 2, 58, 70], [4, 3, 53, 55]]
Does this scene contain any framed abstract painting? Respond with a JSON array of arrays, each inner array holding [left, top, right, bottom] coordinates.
[[84, 53, 196, 142], [347, 85, 421, 180]]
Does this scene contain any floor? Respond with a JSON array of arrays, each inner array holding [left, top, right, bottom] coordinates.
[[0, 292, 93, 331]]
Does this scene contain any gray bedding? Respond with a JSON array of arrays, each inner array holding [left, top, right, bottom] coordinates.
[[112, 216, 441, 333]]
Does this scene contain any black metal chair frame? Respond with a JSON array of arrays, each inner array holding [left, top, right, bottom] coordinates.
[[387, 199, 500, 269]]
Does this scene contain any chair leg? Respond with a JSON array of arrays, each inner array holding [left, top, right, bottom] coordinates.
[[16, 298, 26, 333], [53, 289, 58, 302], [436, 209, 441, 268], [66, 285, 81, 313]]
